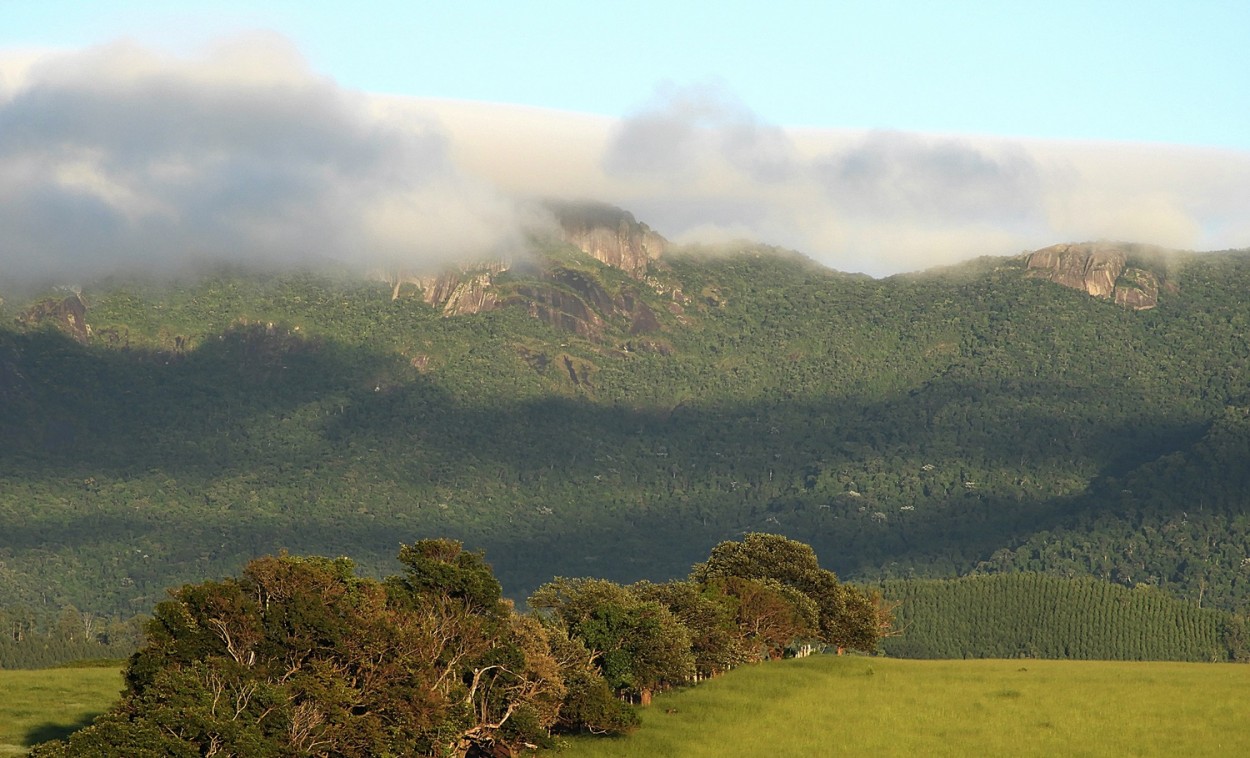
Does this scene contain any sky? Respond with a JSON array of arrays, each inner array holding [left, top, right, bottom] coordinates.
[[1, 0, 1248, 280]]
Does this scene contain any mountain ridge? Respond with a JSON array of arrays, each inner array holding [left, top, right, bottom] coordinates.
[[2, 207, 1248, 628]]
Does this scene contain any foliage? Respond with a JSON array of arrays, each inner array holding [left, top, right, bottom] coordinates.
[[627, 580, 749, 675], [691, 533, 885, 650], [30, 535, 871, 753], [877, 573, 1233, 661], [32, 546, 566, 757], [2, 242, 1250, 643], [529, 578, 694, 703]]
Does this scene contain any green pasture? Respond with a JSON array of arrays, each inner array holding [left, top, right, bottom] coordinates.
[[553, 656, 1250, 758], [6, 658, 1247, 756], [0, 668, 122, 755]]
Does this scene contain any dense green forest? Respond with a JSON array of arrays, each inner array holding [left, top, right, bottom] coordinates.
[[2, 231, 1249, 646]]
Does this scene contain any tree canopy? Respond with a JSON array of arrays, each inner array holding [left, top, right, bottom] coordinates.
[[33, 545, 567, 757], [34, 535, 877, 756], [692, 533, 887, 651], [4, 242, 1250, 662]]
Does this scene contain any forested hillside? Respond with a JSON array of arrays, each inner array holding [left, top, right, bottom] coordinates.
[[2, 225, 1249, 636]]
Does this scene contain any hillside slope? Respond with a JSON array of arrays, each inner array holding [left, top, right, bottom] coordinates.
[[2, 227, 1249, 623]]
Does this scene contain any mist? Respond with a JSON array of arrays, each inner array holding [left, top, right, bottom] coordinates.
[[2, 37, 1248, 286], [0, 35, 541, 286]]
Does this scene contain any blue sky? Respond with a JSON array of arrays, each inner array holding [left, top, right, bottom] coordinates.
[[4, 0, 1247, 149], [1, 1, 1247, 278]]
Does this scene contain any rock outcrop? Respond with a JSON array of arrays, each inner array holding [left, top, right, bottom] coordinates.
[[547, 201, 666, 278], [1024, 242, 1168, 310], [414, 265, 507, 317], [17, 292, 91, 343], [384, 259, 510, 314], [380, 202, 670, 341]]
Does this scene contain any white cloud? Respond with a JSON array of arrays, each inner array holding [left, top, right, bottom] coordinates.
[[0, 36, 535, 283], [604, 81, 798, 185], [1, 39, 1247, 284]]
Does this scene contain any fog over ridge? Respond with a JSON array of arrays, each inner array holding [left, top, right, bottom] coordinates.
[[1, 35, 1247, 285], [0, 35, 540, 284]]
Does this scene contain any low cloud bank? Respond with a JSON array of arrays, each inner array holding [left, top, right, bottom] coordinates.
[[593, 84, 1250, 273], [2, 38, 1247, 284], [0, 35, 538, 284]]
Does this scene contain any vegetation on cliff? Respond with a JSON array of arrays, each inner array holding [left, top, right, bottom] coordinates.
[[1, 229, 1249, 654]]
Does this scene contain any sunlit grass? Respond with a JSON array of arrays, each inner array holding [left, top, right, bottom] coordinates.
[[8, 658, 1248, 756], [551, 656, 1250, 758], [0, 668, 122, 755]]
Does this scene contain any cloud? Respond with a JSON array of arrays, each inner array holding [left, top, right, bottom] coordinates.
[[1030, 142, 1250, 251], [0, 35, 536, 284], [604, 82, 797, 185], [587, 84, 1250, 273], [815, 131, 1045, 226], [1, 38, 1246, 285], [593, 86, 1058, 272]]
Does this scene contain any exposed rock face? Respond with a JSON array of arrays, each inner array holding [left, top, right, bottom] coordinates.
[[508, 283, 606, 339], [382, 202, 665, 316], [548, 201, 666, 278], [379, 202, 670, 341], [1025, 242, 1167, 310], [17, 292, 91, 343], [430, 271, 501, 317], [384, 259, 510, 314], [1113, 267, 1161, 310]]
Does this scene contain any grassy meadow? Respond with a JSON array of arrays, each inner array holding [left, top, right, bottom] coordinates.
[[0, 668, 122, 755], [4, 657, 1246, 756], [553, 656, 1250, 758]]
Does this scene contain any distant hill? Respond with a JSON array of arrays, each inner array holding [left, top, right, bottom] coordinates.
[[2, 209, 1249, 634]]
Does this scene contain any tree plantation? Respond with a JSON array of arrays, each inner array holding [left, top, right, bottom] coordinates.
[[877, 574, 1244, 661]]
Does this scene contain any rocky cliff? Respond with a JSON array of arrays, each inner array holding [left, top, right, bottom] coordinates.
[[17, 292, 91, 343], [1024, 242, 1169, 310], [382, 202, 669, 342], [406, 260, 510, 316], [547, 201, 667, 278]]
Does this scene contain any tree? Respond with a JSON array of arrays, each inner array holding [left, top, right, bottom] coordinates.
[[710, 576, 818, 660], [691, 533, 890, 651], [529, 578, 694, 705], [542, 625, 639, 735], [630, 579, 749, 676], [34, 546, 564, 757]]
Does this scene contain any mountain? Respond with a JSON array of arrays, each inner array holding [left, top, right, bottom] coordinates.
[[2, 209, 1249, 628]]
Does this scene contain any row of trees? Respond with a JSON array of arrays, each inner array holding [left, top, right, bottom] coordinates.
[[0, 606, 145, 669], [878, 574, 1241, 661], [34, 534, 888, 757]]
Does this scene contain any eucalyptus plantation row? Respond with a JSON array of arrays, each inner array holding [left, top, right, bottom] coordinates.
[[877, 574, 1246, 661], [0, 609, 143, 668]]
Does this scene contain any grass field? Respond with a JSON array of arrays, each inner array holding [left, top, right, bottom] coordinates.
[[4, 658, 1247, 756], [552, 656, 1250, 758], [0, 668, 122, 755]]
